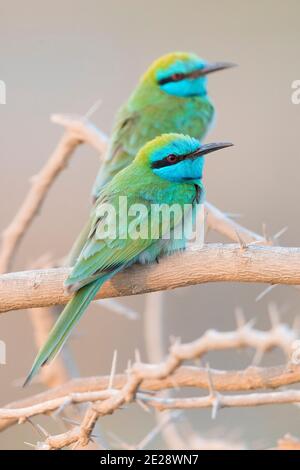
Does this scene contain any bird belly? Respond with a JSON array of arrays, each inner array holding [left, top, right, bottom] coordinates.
[[137, 203, 203, 264]]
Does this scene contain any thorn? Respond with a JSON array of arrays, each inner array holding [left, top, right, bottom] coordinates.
[[235, 230, 247, 249], [273, 226, 288, 242], [255, 284, 278, 302], [262, 223, 269, 242], [235, 307, 246, 329], [134, 349, 141, 364], [136, 398, 151, 413], [61, 417, 80, 426], [252, 348, 264, 366], [136, 411, 182, 450], [126, 360, 132, 378], [169, 335, 178, 345], [108, 350, 118, 390], [26, 418, 50, 438], [96, 299, 139, 320], [52, 397, 71, 417], [268, 302, 280, 328], [224, 212, 243, 219], [211, 396, 221, 420], [170, 336, 181, 349], [24, 441, 36, 449], [83, 98, 102, 120], [245, 317, 256, 330]]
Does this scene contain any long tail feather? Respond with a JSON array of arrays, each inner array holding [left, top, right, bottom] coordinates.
[[23, 276, 106, 387]]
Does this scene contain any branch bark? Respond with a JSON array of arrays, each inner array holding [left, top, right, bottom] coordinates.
[[1, 244, 300, 313]]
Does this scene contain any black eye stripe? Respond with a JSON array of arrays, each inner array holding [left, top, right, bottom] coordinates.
[[158, 69, 202, 86], [151, 155, 184, 169], [158, 74, 185, 86], [151, 147, 202, 169]]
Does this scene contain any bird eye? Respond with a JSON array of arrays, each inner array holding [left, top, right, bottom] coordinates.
[[171, 73, 184, 81], [166, 154, 179, 164]]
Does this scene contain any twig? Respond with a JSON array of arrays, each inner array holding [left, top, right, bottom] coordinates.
[[205, 202, 267, 244], [140, 389, 300, 411], [0, 114, 107, 274], [1, 243, 300, 313]]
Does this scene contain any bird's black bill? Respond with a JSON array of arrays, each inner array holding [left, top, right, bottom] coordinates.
[[191, 142, 234, 158], [198, 61, 237, 76]]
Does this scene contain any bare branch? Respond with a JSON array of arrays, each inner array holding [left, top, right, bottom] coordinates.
[[1, 244, 300, 313], [205, 202, 267, 244], [141, 389, 300, 411], [0, 115, 106, 274], [0, 320, 298, 433]]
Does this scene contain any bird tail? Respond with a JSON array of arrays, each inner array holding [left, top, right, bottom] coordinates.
[[23, 276, 107, 387]]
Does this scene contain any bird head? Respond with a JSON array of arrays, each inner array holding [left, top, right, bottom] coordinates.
[[141, 52, 235, 98], [135, 133, 233, 184]]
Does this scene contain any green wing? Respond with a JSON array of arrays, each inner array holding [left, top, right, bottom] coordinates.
[[65, 186, 179, 291], [91, 105, 139, 198]]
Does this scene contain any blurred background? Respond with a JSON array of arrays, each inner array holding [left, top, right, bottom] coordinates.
[[1, 0, 300, 449]]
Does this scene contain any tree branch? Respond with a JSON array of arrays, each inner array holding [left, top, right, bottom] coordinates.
[[0, 114, 107, 274], [1, 243, 300, 313], [141, 388, 300, 411]]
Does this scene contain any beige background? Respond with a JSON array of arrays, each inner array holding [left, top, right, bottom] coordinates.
[[1, 0, 300, 449]]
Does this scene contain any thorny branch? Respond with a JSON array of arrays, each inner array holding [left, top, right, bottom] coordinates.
[[0, 114, 107, 274], [1, 243, 300, 313], [0, 318, 299, 449]]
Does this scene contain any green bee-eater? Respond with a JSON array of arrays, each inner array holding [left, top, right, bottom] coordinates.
[[69, 52, 234, 264], [93, 52, 233, 196], [25, 134, 232, 385]]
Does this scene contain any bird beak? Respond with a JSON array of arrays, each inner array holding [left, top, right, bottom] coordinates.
[[197, 61, 237, 76], [192, 142, 234, 158]]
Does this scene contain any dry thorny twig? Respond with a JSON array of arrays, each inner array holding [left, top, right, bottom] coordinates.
[[0, 310, 300, 449]]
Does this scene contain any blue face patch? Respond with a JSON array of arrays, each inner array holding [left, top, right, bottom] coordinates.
[[150, 135, 205, 183], [156, 58, 208, 98], [153, 157, 205, 183]]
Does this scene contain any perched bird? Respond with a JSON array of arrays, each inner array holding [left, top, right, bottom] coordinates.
[[24, 134, 232, 385], [69, 52, 234, 263], [92, 51, 234, 198]]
